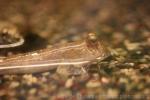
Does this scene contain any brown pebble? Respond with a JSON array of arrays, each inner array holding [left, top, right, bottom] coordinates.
[[86, 76, 101, 88], [65, 77, 75, 88], [9, 81, 20, 88], [23, 74, 38, 85], [124, 40, 140, 51], [101, 77, 110, 84], [29, 88, 37, 95]]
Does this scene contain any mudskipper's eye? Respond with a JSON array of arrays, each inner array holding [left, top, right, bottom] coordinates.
[[88, 33, 98, 43], [86, 33, 99, 50]]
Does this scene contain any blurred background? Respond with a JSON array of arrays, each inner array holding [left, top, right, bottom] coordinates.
[[0, 0, 149, 50]]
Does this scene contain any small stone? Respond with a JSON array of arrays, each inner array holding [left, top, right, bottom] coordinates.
[[120, 68, 136, 76], [124, 40, 140, 51], [124, 62, 135, 67], [139, 64, 149, 69], [3, 75, 17, 80], [147, 37, 150, 45], [9, 81, 20, 88], [142, 30, 150, 38], [101, 77, 110, 84], [40, 77, 47, 83], [124, 23, 137, 32], [31, 52, 39, 56], [115, 48, 127, 57], [0, 89, 7, 96], [23, 74, 38, 85], [0, 59, 4, 63], [107, 89, 119, 99], [86, 79, 101, 88], [119, 77, 128, 84], [29, 88, 37, 95], [65, 77, 74, 88], [42, 72, 50, 76], [56, 90, 72, 99], [112, 32, 125, 45]]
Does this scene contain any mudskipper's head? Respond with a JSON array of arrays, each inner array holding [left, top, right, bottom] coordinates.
[[85, 33, 110, 61]]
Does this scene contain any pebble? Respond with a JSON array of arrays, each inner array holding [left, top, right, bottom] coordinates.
[[29, 88, 37, 95], [112, 32, 125, 45], [40, 77, 47, 83], [65, 77, 75, 88], [124, 23, 137, 32], [42, 72, 50, 76], [139, 64, 149, 69], [0, 89, 7, 96], [107, 89, 119, 99], [3, 75, 18, 80], [56, 90, 72, 99], [119, 77, 128, 84], [142, 30, 150, 38], [101, 77, 110, 84], [9, 81, 20, 88], [124, 40, 140, 51], [120, 68, 136, 76], [23, 74, 38, 85], [86, 76, 101, 88], [115, 48, 127, 57]]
